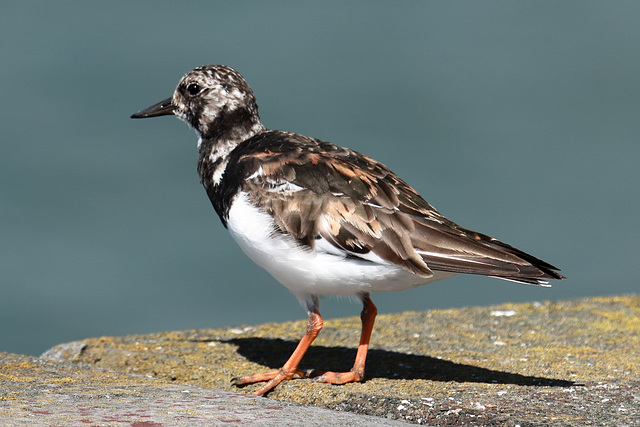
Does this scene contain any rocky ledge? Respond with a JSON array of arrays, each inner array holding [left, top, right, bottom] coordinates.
[[1, 295, 638, 425]]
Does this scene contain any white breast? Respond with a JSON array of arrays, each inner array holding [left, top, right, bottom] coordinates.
[[226, 192, 455, 302]]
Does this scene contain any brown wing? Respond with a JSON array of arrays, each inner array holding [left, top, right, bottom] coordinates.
[[235, 131, 564, 284]]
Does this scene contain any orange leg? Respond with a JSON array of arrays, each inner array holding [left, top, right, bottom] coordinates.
[[232, 294, 377, 396], [310, 294, 377, 384], [233, 309, 323, 396]]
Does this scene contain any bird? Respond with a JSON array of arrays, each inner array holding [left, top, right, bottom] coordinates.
[[131, 64, 565, 396]]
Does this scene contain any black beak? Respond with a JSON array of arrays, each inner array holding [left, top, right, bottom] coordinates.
[[131, 97, 175, 119]]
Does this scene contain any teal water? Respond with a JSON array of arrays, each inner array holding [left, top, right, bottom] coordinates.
[[2, 2, 639, 356]]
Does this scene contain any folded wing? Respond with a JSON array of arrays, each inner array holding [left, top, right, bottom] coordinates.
[[234, 131, 565, 286]]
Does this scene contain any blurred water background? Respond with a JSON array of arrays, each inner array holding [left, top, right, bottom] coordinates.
[[1, 1, 639, 356]]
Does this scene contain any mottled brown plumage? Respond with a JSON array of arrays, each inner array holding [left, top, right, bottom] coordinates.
[[216, 130, 564, 284]]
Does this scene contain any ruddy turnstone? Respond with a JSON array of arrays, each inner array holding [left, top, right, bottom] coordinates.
[[131, 65, 565, 396]]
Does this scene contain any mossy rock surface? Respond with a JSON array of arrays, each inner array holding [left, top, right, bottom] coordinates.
[[34, 295, 640, 425]]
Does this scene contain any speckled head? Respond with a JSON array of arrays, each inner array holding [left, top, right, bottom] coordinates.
[[131, 65, 262, 140]]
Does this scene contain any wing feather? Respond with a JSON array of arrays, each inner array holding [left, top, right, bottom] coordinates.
[[231, 131, 564, 284]]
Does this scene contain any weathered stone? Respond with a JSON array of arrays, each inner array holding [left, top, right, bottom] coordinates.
[[0, 352, 404, 425], [2, 295, 639, 425]]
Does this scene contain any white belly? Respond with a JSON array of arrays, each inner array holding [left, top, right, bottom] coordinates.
[[226, 192, 455, 300]]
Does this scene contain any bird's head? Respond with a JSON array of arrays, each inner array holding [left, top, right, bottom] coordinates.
[[132, 65, 261, 140]]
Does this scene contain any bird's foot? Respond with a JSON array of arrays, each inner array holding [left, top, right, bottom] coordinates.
[[232, 367, 365, 396], [232, 368, 306, 396], [305, 368, 365, 385]]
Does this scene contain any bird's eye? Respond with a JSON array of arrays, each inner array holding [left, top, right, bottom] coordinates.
[[186, 83, 202, 96]]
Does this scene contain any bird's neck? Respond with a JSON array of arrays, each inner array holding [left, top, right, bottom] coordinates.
[[196, 108, 265, 188]]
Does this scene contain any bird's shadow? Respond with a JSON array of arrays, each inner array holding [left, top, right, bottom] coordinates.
[[225, 337, 576, 387]]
